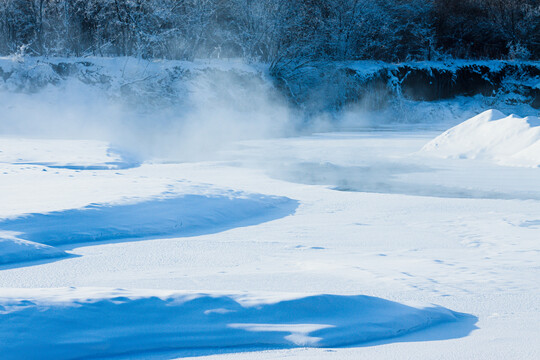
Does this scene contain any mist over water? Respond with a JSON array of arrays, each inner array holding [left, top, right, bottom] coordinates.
[[1, 57, 538, 164], [0, 59, 299, 162]]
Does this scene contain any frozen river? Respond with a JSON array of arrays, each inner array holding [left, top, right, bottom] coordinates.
[[1, 112, 539, 359]]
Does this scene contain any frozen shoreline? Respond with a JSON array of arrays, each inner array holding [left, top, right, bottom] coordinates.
[[0, 111, 539, 359]]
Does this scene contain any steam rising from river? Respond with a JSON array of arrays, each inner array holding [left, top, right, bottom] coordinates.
[[0, 58, 297, 161]]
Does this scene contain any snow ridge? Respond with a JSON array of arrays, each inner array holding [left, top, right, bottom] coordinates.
[[0, 194, 297, 265], [421, 109, 540, 167], [0, 288, 462, 360], [0, 233, 67, 265]]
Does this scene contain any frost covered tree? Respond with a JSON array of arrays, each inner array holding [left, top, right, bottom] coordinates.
[[0, 0, 537, 60], [433, 0, 539, 59]]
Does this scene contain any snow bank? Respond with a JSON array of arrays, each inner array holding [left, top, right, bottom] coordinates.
[[0, 194, 297, 247], [420, 109, 540, 167], [0, 138, 137, 169], [0, 233, 66, 265], [0, 288, 459, 359]]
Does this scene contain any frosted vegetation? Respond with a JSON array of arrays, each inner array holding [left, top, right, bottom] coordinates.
[[0, 1, 538, 145], [0, 0, 538, 61], [0, 1, 539, 359]]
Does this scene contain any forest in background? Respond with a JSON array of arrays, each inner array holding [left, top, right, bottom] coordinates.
[[0, 0, 538, 62]]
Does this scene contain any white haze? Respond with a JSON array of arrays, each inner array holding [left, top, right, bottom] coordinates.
[[1, 57, 538, 163], [0, 58, 298, 162]]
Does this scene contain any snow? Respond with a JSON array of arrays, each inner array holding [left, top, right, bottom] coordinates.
[[0, 288, 459, 360], [0, 138, 296, 262], [421, 109, 540, 167], [0, 192, 296, 247], [0, 233, 66, 265], [0, 138, 137, 169], [0, 111, 539, 359]]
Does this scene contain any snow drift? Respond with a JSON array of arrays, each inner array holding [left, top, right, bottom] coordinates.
[[0, 288, 464, 360], [421, 109, 540, 167], [0, 136, 298, 266], [0, 138, 137, 170], [0, 193, 297, 267], [0, 233, 67, 265], [0, 194, 297, 247]]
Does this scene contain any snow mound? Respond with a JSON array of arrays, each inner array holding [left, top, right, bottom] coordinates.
[[0, 138, 138, 170], [0, 194, 297, 247], [0, 233, 66, 265], [0, 288, 460, 359], [421, 109, 540, 167]]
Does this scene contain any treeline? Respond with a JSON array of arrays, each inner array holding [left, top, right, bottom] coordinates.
[[0, 0, 538, 61]]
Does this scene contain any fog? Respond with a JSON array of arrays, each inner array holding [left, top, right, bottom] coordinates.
[[1, 57, 537, 164], [0, 58, 300, 162]]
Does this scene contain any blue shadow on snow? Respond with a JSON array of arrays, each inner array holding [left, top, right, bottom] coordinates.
[[0, 293, 478, 360], [0, 194, 298, 248]]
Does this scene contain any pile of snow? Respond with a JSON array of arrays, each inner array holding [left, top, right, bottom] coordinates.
[[0, 137, 297, 265], [420, 110, 540, 167], [0, 194, 297, 247], [0, 193, 296, 266], [0, 233, 66, 265], [0, 138, 137, 170], [0, 288, 460, 359]]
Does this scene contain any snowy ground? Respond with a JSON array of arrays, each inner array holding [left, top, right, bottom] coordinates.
[[0, 111, 539, 359]]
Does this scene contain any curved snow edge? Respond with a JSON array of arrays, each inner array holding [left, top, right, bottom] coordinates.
[[420, 109, 540, 167], [0, 288, 467, 359], [0, 235, 67, 266], [0, 193, 298, 247]]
